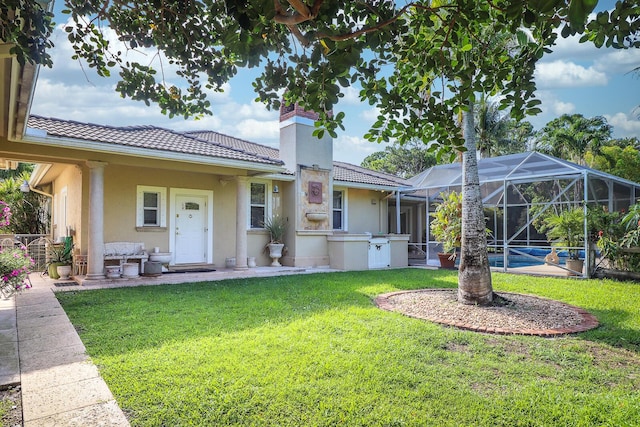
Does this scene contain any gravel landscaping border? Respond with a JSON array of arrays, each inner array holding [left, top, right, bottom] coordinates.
[[376, 289, 599, 336]]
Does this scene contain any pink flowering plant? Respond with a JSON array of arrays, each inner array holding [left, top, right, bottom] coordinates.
[[0, 201, 11, 228], [0, 246, 34, 297], [0, 202, 33, 297]]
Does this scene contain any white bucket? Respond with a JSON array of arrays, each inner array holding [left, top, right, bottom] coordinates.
[[122, 263, 139, 278]]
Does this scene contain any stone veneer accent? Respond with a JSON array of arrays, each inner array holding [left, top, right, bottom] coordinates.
[[300, 167, 330, 230]]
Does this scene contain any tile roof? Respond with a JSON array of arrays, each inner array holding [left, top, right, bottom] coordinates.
[[27, 116, 408, 188], [187, 132, 409, 187], [333, 161, 410, 187], [186, 131, 280, 160], [27, 116, 283, 166]]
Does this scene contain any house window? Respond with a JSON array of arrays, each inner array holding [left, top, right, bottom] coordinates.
[[144, 192, 160, 225], [137, 186, 167, 227], [333, 190, 344, 230], [250, 182, 267, 228]]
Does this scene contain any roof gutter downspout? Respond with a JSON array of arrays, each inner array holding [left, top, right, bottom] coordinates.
[[7, 57, 20, 141], [25, 184, 52, 198], [396, 191, 401, 234]]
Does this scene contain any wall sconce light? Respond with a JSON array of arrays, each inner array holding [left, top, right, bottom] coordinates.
[[273, 185, 279, 194]]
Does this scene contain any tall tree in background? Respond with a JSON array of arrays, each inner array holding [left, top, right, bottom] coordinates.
[[361, 142, 438, 178], [606, 137, 640, 149], [508, 121, 536, 152], [534, 114, 612, 164], [585, 145, 640, 183], [585, 137, 640, 183], [6, 0, 640, 304]]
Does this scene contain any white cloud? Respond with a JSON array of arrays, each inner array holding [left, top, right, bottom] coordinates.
[[550, 100, 576, 116], [605, 112, 640, 138], [340, 86, 361, 105], [524, 90, 575, 131], [360, 108, 380, 122], [32, 78, 283, 145], [535, 60, 608, 88], [333, 134, 388, 165], [593, 49, 640, 75], [545, 32, 600, 61], [32, 79, 164, 123], [233, 118, 279, 141], [235, 102, 278, 121]]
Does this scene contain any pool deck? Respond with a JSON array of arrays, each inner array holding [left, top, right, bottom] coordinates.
[[494, 261, 588, 278], [415, 259, 584, 278]]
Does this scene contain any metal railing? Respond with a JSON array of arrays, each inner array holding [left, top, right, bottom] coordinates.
[[1, 234, 50, 272]]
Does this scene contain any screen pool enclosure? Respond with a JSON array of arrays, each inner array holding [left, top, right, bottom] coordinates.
[[390, 151, 640, 278]]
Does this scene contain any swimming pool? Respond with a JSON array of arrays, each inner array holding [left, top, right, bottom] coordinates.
[[488, 254, 565, 268]]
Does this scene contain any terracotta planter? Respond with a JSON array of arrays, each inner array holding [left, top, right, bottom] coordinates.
[[566, 259, 584, 276], [437, 252, 456, 269]]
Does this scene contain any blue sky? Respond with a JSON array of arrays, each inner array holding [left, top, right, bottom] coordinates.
[[30, 1, 640, 165]]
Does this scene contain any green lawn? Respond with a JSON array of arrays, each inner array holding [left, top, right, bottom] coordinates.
[[56, 269, 640, 426]]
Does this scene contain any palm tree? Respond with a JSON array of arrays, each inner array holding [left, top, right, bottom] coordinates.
[[475, 96, 532, 158], [458, 99, 493, 304], [475, 95, 510, 158], [534, 114, 612, 164]]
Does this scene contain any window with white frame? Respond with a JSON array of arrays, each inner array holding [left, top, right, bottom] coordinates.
[[250, 182, 267, 229], [333, 190, 344, 230], [136, 186, 167, 227]]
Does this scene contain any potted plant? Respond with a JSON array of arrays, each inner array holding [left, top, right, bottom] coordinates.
[[46, 237, 73, 279], [262, 215, 287, 266], [430, 191, 462, 268], [539, 207, 585, 275]]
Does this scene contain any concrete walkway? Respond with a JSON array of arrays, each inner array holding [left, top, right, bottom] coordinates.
[[2, 265, 330, 426], [0, 292, 19, 388], [15, 273, 130, 426]]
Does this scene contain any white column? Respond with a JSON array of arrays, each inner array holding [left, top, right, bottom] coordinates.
[[85, 161, 107, 280], [235, 176, 248, 270]]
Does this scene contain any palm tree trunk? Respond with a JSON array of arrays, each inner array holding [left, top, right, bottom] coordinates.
[[458, 97, 493, 305]]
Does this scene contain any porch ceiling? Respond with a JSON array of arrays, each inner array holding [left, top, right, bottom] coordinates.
[[0, 43, 38, 163]]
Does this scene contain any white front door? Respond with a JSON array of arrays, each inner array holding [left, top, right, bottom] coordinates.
[[174, 195, 207, 264]]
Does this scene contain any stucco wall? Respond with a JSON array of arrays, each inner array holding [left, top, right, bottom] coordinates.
[[286, 232, 330, 267], [389, 235, 410, 267], [46, 160, 394, 270], [345, 188, 388, 234], [102, 165, 235, 267], [51, 164, 82, 244], [280, 180, 296, 265], [327, 235, 369, 270], [279, 119, 333, 172]]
